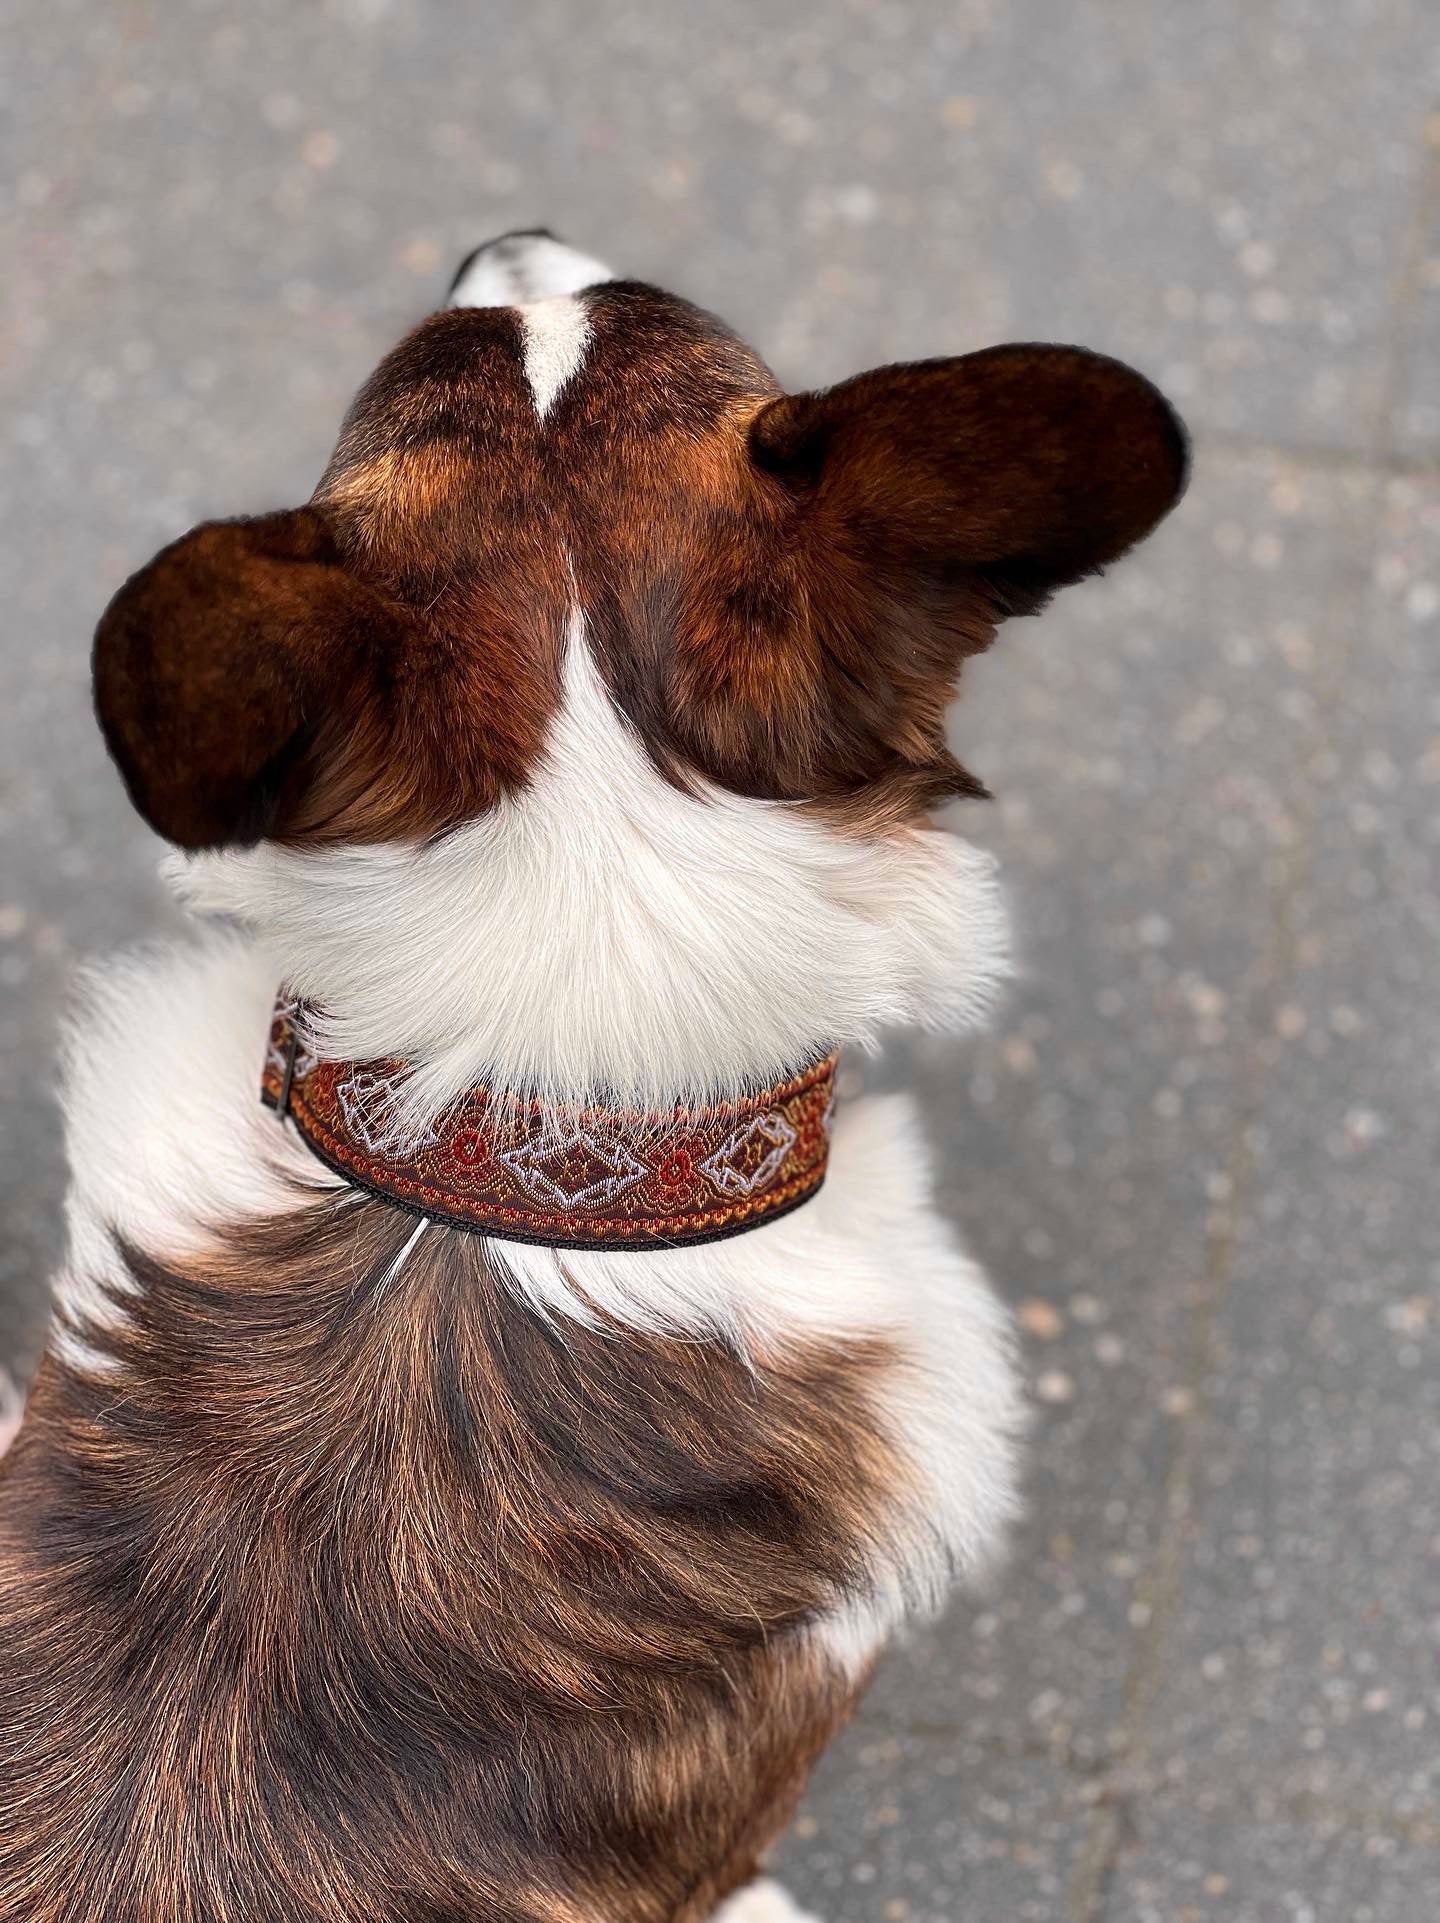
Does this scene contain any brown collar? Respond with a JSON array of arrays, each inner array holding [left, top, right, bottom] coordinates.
[[261, 998, 837, 1251]]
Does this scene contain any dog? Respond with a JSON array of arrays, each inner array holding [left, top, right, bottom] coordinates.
[[0, 231, 1187, 1922]]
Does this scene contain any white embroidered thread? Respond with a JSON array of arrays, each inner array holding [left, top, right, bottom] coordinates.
[[699, 1112, 797, 1197], [498, 1130, 650, 1211]]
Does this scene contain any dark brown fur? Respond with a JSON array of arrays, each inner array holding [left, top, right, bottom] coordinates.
[[0, 1193, 896, 1921], [92, 283, 1187, 850]]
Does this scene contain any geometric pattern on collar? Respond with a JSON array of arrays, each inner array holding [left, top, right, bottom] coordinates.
[[261, 995, 837, 1251]]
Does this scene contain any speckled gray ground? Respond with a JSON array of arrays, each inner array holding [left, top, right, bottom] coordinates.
[[3, 3, 1438, 1918]]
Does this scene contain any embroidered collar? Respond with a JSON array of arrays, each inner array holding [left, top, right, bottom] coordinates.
[[262, 997, 836, 1251]]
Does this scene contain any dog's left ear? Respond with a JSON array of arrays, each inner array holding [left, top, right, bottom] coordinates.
[[93, 507, 412, 850]]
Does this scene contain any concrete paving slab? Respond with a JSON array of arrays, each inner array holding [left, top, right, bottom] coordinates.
[[778, 1735, 1093, 1923], [5, 4, 1440, 1917], [1132, 475, 1440, 1820], [1108, 1793, 1440, 1923], [1390, 138, 1440, 462], [817, 449, 1381, 1776], [7, 2, 1433, 450]]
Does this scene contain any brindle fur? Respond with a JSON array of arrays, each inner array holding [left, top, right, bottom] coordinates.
[[1, 1194, 892, 1921]]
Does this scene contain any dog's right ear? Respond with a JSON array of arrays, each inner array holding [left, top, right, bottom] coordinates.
[[92, 508, 411, 850]]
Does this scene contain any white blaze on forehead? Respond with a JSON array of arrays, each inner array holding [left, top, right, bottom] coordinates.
[[520, 296, 591, 417], [447, 232, 614, 417]]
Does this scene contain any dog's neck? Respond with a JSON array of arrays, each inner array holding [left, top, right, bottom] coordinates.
[[261, 994, 839, 1252], [168, 632, 1010, 1120]]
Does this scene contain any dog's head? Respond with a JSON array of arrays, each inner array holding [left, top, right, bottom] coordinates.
[[94, 231, 1188, 852]]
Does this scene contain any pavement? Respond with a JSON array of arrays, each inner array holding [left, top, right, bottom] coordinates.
[[3, 3, 1439, 1918]]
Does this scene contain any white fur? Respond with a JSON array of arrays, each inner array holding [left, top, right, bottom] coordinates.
[[520, 296, 592, 416], [54, 624, 1022, 1670], [165, 620, 1011, 1127], [448, 233, 615, 309], [53, 609, 1022, 1694], [448, 235, 613, 416], [0, 1364, 22, 1459], [52, 930, 343, 1368], [53, 941, 1021, 1624], [501, 1089, 1023, 1650], [712, 1880, 821, 1923]]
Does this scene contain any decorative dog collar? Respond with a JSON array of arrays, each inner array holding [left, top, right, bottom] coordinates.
[[261, 998, 836, 1251]]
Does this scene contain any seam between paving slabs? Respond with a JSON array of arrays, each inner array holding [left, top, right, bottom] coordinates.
[[1070, 104, 1440, 1923]]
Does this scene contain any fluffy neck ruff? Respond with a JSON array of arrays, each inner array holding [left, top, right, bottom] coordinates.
[[168, 622, 1010, 1123]]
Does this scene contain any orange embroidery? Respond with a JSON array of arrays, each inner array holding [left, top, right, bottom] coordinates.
[[262, 998, 836, 1250]]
